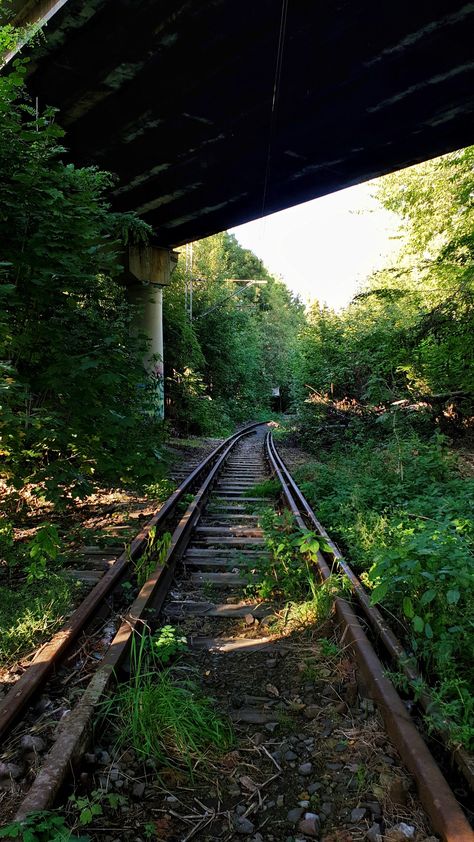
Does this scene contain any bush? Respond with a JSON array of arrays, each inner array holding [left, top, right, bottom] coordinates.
[[292, 430, 474, 748]]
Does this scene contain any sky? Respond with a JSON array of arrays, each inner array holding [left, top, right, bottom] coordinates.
[[230, 181, 403, 311]]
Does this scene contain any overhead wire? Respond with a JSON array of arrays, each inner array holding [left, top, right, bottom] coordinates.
[[261, 0, 289, 222]]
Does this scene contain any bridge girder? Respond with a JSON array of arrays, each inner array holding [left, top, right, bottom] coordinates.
[[14, 0, 474, 245]]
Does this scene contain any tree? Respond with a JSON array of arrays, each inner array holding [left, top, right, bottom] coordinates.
[[295, 147, 474, 425], [163, 232, 303, 432], [0, 39, 160, 506]]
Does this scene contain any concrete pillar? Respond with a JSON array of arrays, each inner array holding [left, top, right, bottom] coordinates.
[[127, 245, 177, 420]]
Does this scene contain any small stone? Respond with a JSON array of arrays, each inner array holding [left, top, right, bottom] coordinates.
[[287, 807, 304, 823], [304, 705, 319, 720], [114, 780, 124, 789], [109, 768, 120, 782], [96, 750, 111, 764], [298, 762, 313, 776], [234, 816, 255, 835], [321, 720, 333, 737], [298, 800, 310, 808], [0, 762, 22, 780], [265, 721, 278, 732], [285, 750, 298, 761], [245, 613, 254, 625], [298, 813, 320, 837], [21, 735, 45, 753], [367, 824, 383, 842], [351, 807, 366, 822], [321, 802, 333, 816], [34, 696, 52, 713], [84, 753, 96, 764], [165, 795, 179, 804], [327, 762, 343, 771], [252, 732, 265, 746], [277, 795, 284, 807], [307, 782, 322, 794], [236, 805, 247, 816], [132, 781, 145, 798], [385, 823, 416, 841], [252, 835, 264, 842], [266, 659, 277, 669]]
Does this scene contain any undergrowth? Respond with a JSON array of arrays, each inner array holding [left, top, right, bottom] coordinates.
[[100, 632, 234, 776], [0, 574, 77, 665], [243, 479, 280, 499], [291, 428, 474, 749], [245, 508, 346, 631], [0, 810, 89, 841]]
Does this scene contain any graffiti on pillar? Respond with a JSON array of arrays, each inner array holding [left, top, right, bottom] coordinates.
[[152, 358, 165, 420]]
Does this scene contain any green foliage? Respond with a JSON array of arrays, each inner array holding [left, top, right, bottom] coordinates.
[[0, 811, 89, 841], [131, 529, 172, 588], [25, 523, 61, 582], [68, 790, 127, 827], [0, 26, 167, 508], [243, 478, 280, 498], [164, 232, 304, 434], [100, 632, 234, 775], [0, 572, 76, 663], [246, 508, 334, 610], [292, 432, 474, 747], [151, 624, 187, 664], [294, 148, 474, 418]]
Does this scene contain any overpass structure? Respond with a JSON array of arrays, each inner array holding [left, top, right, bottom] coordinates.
[[5, 0, 474, 418], [9, 0, 474, 248]]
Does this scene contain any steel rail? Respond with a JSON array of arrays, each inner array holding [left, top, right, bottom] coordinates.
[[265, 432, 474, 842], [266, 433, 474, 792], [0, 421, 265, 742], [14, 424, 261, 820]]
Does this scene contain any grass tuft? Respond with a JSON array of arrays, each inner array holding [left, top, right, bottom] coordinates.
[[101, 634, 234, 775], [0, 574, 76, 665], [243, 479, 280, 499]]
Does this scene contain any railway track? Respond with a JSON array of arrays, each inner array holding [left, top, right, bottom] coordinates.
[[1, 423, 473, 841]]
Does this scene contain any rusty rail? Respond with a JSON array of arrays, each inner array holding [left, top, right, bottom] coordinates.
[[14, 424, 261, 820], [0, 422, 265, 742], [266, 433, 474, 792], [265, 432, 474, 842]]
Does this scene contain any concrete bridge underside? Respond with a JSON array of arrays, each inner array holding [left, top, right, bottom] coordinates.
[[15, 0, 474, 246]]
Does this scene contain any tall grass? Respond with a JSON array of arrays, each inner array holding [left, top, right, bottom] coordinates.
[[0, 574, 75, 665], [100, 633, 234, 774]]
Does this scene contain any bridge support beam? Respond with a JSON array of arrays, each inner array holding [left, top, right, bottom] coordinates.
[[127, 245, 177, 419]]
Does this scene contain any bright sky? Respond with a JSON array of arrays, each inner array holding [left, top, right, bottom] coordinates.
[[230, 181, 402, 311]]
